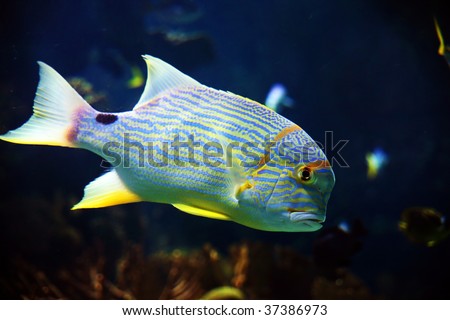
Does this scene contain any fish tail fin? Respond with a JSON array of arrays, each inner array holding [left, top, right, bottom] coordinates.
[[0, 62, 95, 147]]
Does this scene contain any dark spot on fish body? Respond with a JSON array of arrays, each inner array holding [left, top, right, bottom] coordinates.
[[96, 113, 118, 125]]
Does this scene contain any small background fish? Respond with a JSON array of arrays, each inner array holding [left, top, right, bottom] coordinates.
[[264, 83, 294, 113], [366, 147, 388, 180], [434, 17, 450, 67], [399, 207, 450, 247]]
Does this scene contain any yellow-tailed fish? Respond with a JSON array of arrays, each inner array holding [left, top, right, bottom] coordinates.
[[0, 55, 335, 232], [399, 207, 450, 247], [366, 147, 388, 180], [127, 65, 145, 88], [433, 17, 450, 66]]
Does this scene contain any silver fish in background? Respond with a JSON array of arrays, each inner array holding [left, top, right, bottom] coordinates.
[[264, 83, 294, 113]]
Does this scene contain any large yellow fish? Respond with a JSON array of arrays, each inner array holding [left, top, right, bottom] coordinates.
[[0, 55, 335, 232]]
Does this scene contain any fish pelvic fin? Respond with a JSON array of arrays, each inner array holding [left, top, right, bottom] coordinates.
[[133, 54, 202, 110], [172, 203, 231, 221], [72, 170, 142, 210], [0, 62, 95, 147]]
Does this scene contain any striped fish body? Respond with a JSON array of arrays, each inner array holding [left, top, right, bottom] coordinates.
[[0, 55, 335, 232]]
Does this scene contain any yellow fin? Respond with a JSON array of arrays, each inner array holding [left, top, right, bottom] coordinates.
[[434, 17, 446, 56], [72, 170, 141, 210], [172, 203, 231, 221], [235, 181, 253, 200], [127, 65, 144, 88]]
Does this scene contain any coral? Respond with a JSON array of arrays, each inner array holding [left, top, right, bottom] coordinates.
[[117, 244, 227, 299], [311, 269, 373, 299], [1, 241, 374, 300], [0, 193, 373, 302], [68, 77, 108, 109], [230, 242, 315, 299]]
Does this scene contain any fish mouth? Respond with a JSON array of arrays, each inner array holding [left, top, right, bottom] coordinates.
[[288, 210, 325, 229]]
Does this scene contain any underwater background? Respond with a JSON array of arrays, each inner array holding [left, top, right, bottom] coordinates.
[[1, 0, 449, 299]]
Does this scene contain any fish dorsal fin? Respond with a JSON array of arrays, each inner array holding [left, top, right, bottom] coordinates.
[[71, 170, 142, 209], [172, 203, 231, 221], [133, 54, 202, 110]]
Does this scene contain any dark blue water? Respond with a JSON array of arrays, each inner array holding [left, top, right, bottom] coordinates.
[[1, 0, 449, 299]]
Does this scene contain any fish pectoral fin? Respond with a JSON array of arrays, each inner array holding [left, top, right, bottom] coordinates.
[[172, 203, 231, 221], [235, 181, 253, 200], [133, 55, 202, 110], [72, 170, 142, 210]]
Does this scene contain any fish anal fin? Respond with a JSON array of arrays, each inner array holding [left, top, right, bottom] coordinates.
[[173, 203, 231, 221], [72, 170, 141, 210]]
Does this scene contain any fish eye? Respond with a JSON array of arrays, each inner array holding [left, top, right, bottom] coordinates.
[[301, 167, 311, 180], [295, 166, 314, 183]]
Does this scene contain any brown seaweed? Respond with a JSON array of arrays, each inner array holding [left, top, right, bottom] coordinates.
[[0, 193, 372, 300], [1, 241, 373, 299]]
